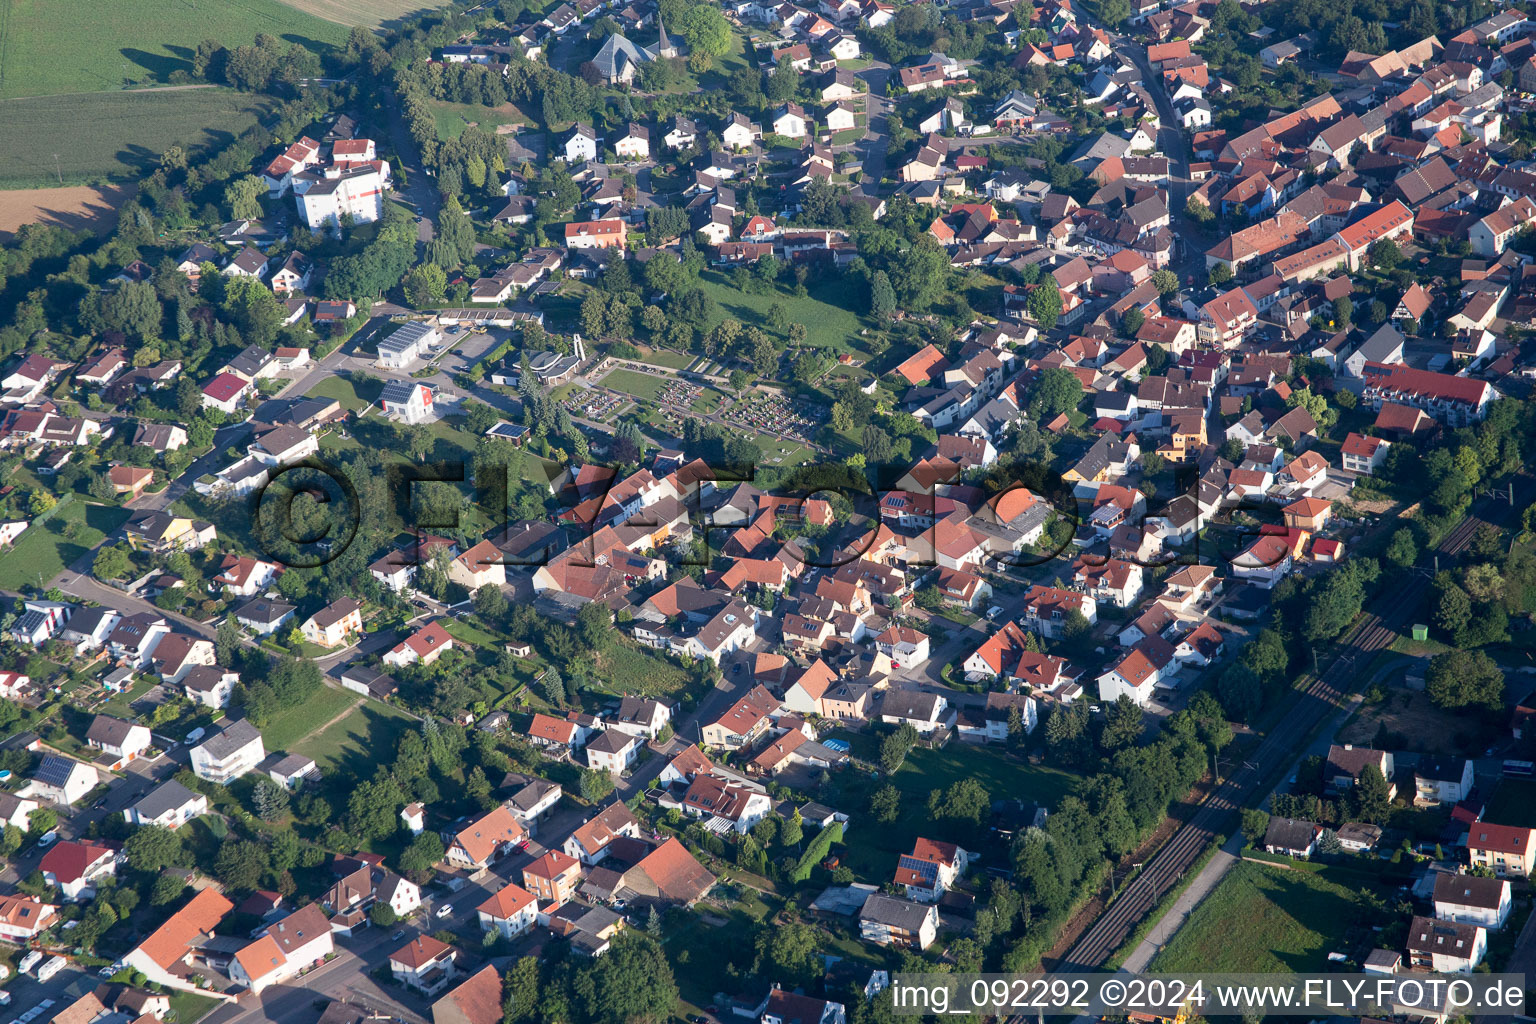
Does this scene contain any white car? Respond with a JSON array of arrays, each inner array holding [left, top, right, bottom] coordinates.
[[985, 605, 1004, 619], [435, 904, 453, 919]]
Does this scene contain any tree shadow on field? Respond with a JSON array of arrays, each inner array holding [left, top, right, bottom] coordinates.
[[281, 34, 338, 56], [120, 47, 189, 81], [114, 144, 161, 174]]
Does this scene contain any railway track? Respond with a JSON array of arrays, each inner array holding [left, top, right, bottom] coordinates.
[[1052, 488, 1522, 973]]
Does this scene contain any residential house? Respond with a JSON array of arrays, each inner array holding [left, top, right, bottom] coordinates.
[[1467, 822, 1536, 877], [191, 721, 265, 784], [523, 850, 582, 904], [859, 894, 938, 949], [1433, 873, 1512, 930], [445, 806, 527, 872], [1406, 916, 1486, 973], [124, 779, 208, 829], [1263, 816, 1321, 858]]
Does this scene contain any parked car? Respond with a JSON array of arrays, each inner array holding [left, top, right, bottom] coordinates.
[[435, 904, 453, 919]]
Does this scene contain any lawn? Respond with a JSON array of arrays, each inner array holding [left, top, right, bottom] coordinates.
[[825, 739, 1081, 883], [165, 989, 221, 1024], [0, 89, 274, 187], [1483, 778, 1536, 827], [259, 686, 361, 752], [292, 698, 418, 776], [0, 0, 346, 99], [898, 744, 1079, 807], [0, 499, 129, 591], [1151, 860, 1389, 973], [592, 640, 691, 699], [600, 367, 671, 402], [430, 99, 536, 140], [308, 372, 380, 412], [695, 269, 870, 354]]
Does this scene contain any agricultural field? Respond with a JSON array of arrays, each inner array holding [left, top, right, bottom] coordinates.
[[1151, 860, 1389, 973], [0, 500, 130, 591], [275, 0, 448, 27], [0, 0, 347, 99], [0, 183, 135, 237], [695, 269, 870, 353], [0, 90, 274, 188]]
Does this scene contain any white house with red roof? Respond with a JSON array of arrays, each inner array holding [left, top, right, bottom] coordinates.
[[0, 894, 56, 941], [894, 838, 969, 901], [527, 710, 600, 751], [201, 373, 252, 415], [383, 620, 453, 667], [40, 839, 117, 900], [229, 904, 333, 994], [389, 934, 460, 996], [1341, 432, 1391, 474], [214, 554, 280, 597], [1097, 635, 1177, 707], [477, 883, 538, 939], [874, 625, 929, 668]]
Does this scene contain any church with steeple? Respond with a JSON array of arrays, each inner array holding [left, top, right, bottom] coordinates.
[[655, 12, 678, 59]]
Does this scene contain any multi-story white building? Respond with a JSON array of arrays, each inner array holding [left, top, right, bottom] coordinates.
[[190, 721, 265, 785], [296, 164, 391, 231]]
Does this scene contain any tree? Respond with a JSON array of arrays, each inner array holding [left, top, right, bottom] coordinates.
[[580, 768, 615, 803], [1030, 366, 1083, 421], [91, 542, 130, 581], [1435, 582, 1473, 637], [251, 777, 290, 821], [541, 667, 565, 707], [1353, 763, 1392, 824], [401, 832, 445, 877], [1026, 278, 1063, 329], [404, 263, 448, 306], [225, 176, 266, 220], [680, 5, 732, 55], [1209, 262, 1233, 286], [780, 809, 804, 848], [1369, 238, 1403, 272], [869, 270, 897, 318], [504, 956, 540, 1024], [1385, 528, 1418, 570], [575, 934, 678, 1024], [1426, 649, 1504, 711], [149, 872, 186, 906], [880, 723, 918, 773], [870, 784, 900, 823], [370, 902, 399, 927], [1151, 268, 1179, 295], [215, 839, 268, 891], [1120, 307, 1145, 337], [473, 584, 508, 621], [1099, 695, 1144, 751], [1240, 808, 1270, 844]]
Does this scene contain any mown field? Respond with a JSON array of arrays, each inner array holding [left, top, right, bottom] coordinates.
[[276, 0, 447, 28], [0, 0, 347, 99], [0, 89, 273, 187], [1151, 860, 1387, 973], [0, 500, 129, 591], [695, 269, 869, 353]]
